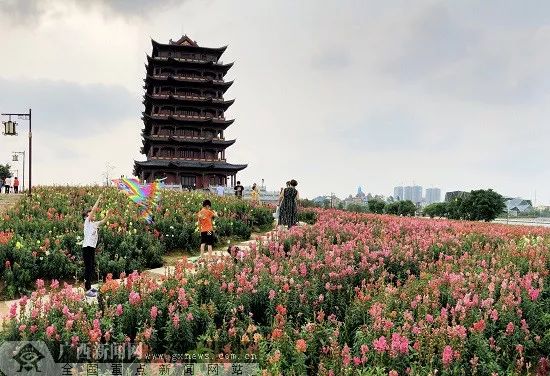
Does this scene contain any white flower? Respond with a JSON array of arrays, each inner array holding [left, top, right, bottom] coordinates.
[[45, 250, 50, 256]]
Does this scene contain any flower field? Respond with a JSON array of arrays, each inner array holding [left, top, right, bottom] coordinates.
[[2, 208, 550, 375], [0, 186, 273, 299]]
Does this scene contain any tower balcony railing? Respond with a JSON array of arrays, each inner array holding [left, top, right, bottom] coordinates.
[[151, 93, 225, 102], [149, 134, 224, 141], [155, 112, 225, 121], [152, 74, 224, 84], [153, 56, 224, 65], [149, 156, 227, 162]]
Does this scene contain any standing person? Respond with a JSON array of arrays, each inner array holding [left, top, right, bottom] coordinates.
[[198, 199, 217, 261], [234, 181, 244, 199], [216, 184, 225, 196], [13, 177, 19, 194], [82, 194, 109, 298], [251, 183, 260, 204], [278, 180, 299, 229], [0, 177, 4, 193], [4, 177, 11, 194]]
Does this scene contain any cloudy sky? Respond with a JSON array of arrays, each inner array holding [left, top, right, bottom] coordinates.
[[1, 0, 549, 203]]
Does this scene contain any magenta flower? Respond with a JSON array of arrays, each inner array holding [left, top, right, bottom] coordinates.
[[115, 304, 123, 316], [150, 306, 158, 320], [373, 336, 388, 353], [442, 345, 453, 367]]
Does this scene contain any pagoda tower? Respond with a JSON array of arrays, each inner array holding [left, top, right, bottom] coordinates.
[[134, 35, 247, 189]]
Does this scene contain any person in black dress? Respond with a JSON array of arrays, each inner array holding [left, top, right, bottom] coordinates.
[[278, 180, 299, 228]]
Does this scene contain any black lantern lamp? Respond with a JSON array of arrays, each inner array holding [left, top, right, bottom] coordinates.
[[2, 120, 17, 135]]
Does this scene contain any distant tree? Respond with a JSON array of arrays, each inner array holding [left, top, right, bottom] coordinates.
[[399, 200, 417, 216], [368, 199, 386, 214], [387, 196, 395, 203], [385, 201, 400, 215], [461, 189, 506, 221], [299, 199, 318, 208], [337, 202, 345, 210], [0, 164, 12, 181], [347, 203, 368, 213], [423, 202, 449, 218], [447, 197, 465, 220]]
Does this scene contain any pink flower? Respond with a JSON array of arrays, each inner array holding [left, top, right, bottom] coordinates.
[[295, 339, 307, 353], [426, 314, 434, 323], [36, 279, 44, 289], [115, 304, 123, 316], [150, 306, 158, 320], [144, 327, 153, 340], [529, 288, 541, 301], [390, 333, 409, 355], [50, 279, 59, 289], [18, 325, 26, 332], [353, 356, 361, 366], [506, 322, 515, 335], [442, 345, 453, 367], [46, 325, 56, 338], [71, 336, 79, 348], [8, 303, 17, 318], [186, 313, 194, 321], [30, 325, 37, 334], [342, 344, 351, 367], [373, 336, 388, 353], [129, 291, 141, 305], [268, 289, 276, 300], [471, 319, 486, 333], [5, 260, 10, 269], [389, 371, 398, 376], [65, 320, 74, 330], [172, 314, 180, 328], [360, 344, 369, 355]]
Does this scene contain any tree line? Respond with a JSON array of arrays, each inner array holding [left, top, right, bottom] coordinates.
[[301, 189, 506, 222]]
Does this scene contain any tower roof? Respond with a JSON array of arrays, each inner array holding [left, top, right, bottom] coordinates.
[[169, 35, 199, 46]]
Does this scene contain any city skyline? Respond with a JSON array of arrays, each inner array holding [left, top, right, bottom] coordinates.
[[1, 1, 550, 203]]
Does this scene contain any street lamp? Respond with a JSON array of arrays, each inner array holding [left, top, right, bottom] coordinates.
[[1, 109, 32, 195], [12, 151, 25, 192], [2, 119, 17, 135]]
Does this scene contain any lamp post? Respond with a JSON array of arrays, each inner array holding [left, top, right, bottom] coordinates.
[[12, 151, 25, 192], [2, 109, 32, 195]]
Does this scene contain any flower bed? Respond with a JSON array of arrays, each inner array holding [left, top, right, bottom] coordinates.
[[1, 209, 550, 375], [0, 186, 273, 299]]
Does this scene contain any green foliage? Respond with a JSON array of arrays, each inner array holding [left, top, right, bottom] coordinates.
[[386, 200, 416, 216], [346, 203, 369, 213], [368, 199, 386, 214], [461, 189, 506, 222], [298, 209, 317, 224], [0, 186, 270, 299], [0, 164, 12, 181], [423, 202, 449, 218]]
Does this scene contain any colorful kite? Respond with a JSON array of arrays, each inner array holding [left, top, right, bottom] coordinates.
[[112, 177, 164, 223]]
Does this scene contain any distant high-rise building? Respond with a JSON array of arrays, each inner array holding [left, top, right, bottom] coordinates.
[[404, 186, 413, 201], [393, 186, 404, 201], [412, 186, 423, 204], [425, 188, 441, 204]]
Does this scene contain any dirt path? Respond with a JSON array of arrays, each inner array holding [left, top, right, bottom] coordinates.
[[0, 194, 22, 215]]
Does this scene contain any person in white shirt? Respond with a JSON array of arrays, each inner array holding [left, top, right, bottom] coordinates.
[[216, 185, 225, 196], [4, 177, 11, 194], [82, 194, 108, 298]]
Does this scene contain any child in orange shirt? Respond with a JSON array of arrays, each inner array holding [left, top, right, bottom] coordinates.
[[197, 199, 217, 260]]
